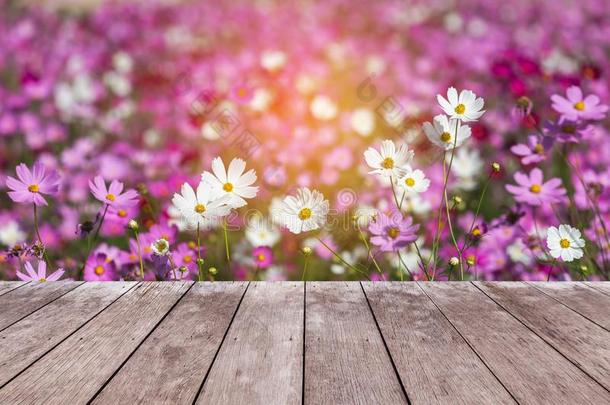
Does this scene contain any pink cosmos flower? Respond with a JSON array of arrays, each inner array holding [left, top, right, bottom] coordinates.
[[550, 86, 608, 121], [544, 119, 592, 143], [510, 135, 553, 165], [505, 168, 566, 206], [6, 163, 60, 206], [369, 212, 419, 252], [253, 246, 273, 269], [88, 176, 139, 208], [84, 252, 117, 281], [16, 260, 64, 282]]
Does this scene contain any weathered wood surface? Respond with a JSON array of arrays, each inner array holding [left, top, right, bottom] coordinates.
[[0, 281, 608, 404]]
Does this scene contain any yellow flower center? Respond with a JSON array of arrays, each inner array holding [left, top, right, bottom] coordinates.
[[573, 101, 585, 111], [223, 182, 234, 192], [405, 177, 415, 187], [257, 253, 266, 262], [387, 227, 400, 239], [118, 209, 127, 218], [106, 193, 116, 202], [560, 238, 571, 248], [195, 203, 206, 213], [298, 207, 312, 220], [183, 255, 192, 263], [94, 265, 105, 276], [188, 241, 197, 249], [381, 157, 394, 169], [454, 103, 466, 114], [237, 87, 248, 98], [529, 184, 541, 193], [561, 124, 576, 134], [466, 255, 476, 266], [155, 240, 168, 251], [39, 278, 46, 282], [472, 227, 482, 237], [440, 132, 452, 143], [534, 144, 544, 154], [28, 184, 40, 193]]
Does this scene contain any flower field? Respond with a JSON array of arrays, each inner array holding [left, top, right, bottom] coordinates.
[[1, 0, 609, 281]]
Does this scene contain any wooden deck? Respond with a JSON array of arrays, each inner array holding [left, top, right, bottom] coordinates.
[[0, 281, 608, 404]]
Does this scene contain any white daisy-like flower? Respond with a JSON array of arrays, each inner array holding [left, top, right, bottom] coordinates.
[[171, 182, 232, 230], [364, 139, 414, 178], [437, 87, 485, 121], [151, 238, 170, 256], [201, 157, 259, 209], [245, 214, 281, 247], [423, 114, 471, 150], [274, 188, 329, 234], [397, 169, 430, 195], [546, 224, 585, 262]]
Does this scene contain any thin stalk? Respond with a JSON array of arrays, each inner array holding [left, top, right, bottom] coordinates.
[[33, 204, 50, 265], [133, 229, 145, 279], [301, 255, 310, 281], [315, 236, 371, 280]]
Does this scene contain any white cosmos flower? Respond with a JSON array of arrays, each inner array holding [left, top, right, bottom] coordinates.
[[423, 114, 471, 150], [310, 95, 338, 121], [450, 147, 483, 190], [201, 157, 259, 209], [397, 169, 430, 195], [437, 87, 485, 121], [151, 238, 170, 256], [274, 188, 329, 234], [364, 139, 414, 178], [171, 182, 232, 230], [245, 214, 281, 247], [546, 224, 585, 262]]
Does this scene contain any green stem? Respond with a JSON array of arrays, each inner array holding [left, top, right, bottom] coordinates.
[[79, 204, 109, 278], [197, 223, 203, 282], [315, 237, 371, 280], [301, 255, 310, 281], [33, 204, 50, 265], [133, 229, 145, 279]]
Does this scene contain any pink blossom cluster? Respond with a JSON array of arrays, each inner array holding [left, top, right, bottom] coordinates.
[[1, 0, 610, 282]]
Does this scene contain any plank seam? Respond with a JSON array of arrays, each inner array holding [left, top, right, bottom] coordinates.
[[190, 281, 251, 405], [415, 282, 521, 405], [85, 281, 196, 404], [301, 281, 306, 405], [582, 282, 610, 298], [471, 282, 610, 394], [359, 282, 412, 405], [0, 282, 139, 390], [525, 282, 610, 333], [0, 282, 84, 333], [0, 282, 30, 297]]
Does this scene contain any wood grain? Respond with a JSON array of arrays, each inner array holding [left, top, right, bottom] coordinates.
[[475, 281, 610, 390], [419, 282, 610, 404], [93, 282, 247, 405], [195, 282, 303, 405], [0, 281, 82, 331], [0, 282, 135, 387], [0, 281, 192, 405], [0, 281, 27, 296], [305, 282, 407, 405], [528, 282, 610, 330], [585, 281, 610, 297], [363, 282, 515, 404]]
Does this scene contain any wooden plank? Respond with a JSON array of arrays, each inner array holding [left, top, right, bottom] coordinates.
[[363, 282, 515, 404], [0, 282, 135, 387], [475, 282, 610, 390], [585, 281, 610, 297], [419, 282, 610, 404], [527, 282, 610, 330], [0, 281, 82, 331], [304, 282, 407, 405], [195, 282, 303, 405], [93, 282, 248, 405], [0, 281, 27, 296], [0, 281, 192, 405]]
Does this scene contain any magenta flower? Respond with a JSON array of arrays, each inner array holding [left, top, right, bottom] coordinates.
[[550, 86, 608, 121], [252, 246, 273, 268], [505, 168, 566, 206], [544, 119, 592, 143], [369, 212, 419, 252], [89, 176, 139, 208], [6, 163, 60, 206], [510, 135, 554, 165], [84, 252, 117, 281], [16, 260, 64, 282]]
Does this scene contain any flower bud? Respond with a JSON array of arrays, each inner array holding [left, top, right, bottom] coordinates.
[[302, 246, 313, 256], [208, 266, 218, 275], [178, 266, 188, 273], [196, 258, 205, 266], [449, 257, 460, 266], [127, 220, 139, 231], [491, 162, 501, 173], [452, 196, 463, 205]]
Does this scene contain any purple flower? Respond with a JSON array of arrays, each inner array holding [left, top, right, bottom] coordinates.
[[550, 86, 608, 121], [16, 260, 64, 282], [89, 175, 139, 208], [505, 168, 566, 206], [84, 252, 117, 281], [510, 135, 554, 165], [253, 246, 273, 269], [544, 119, 592, 143], [369, 212, 419, 252], [6, 163, 60, 206]]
